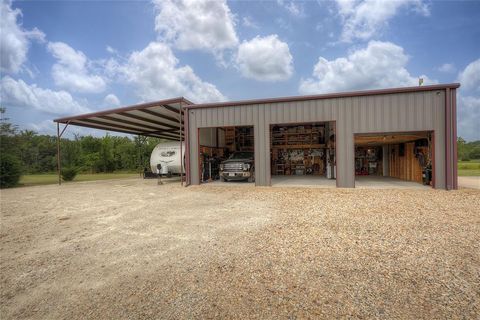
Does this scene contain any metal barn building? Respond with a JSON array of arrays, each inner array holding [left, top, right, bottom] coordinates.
[[54, 83, 460, 190]]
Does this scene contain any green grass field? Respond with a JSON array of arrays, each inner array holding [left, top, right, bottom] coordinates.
[[458, 160, 480, 176], [19, 173, 140, 187]]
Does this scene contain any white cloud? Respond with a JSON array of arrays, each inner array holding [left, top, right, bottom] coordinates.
[[103, 93, 120, 106], [114, 42, 225, 103], [242, 16, 258, 29], [456, 58, 480, 141], [25, 119, 57, 135], [0, 76, 90, 115], [277, 0, 305, 17], [458, 58, 480, 92], [47, 42, 106, 93], [438, 63, 456, 73], [153, 0, 238, 54], [0, 0, 45, 74], [236, 35, 293, 82], [335, 0, 430, 42], [299, 41, 435, 94], [26, 119, 126, 138], [458, 95, 480, 141], [106, 45, 117, 54]]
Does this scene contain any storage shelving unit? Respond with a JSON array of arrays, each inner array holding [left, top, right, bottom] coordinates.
[[270, 123, 333, 176], [271, 125, 326, 149]]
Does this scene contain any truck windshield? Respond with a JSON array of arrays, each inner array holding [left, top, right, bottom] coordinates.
[[229, 152, 253, 160]]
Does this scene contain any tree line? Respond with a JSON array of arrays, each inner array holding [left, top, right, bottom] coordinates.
[[1, 108, 163, 187], [457, 137, 480, 161]]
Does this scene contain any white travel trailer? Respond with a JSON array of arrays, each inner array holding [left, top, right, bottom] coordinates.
[[149, 141, 185, 176]]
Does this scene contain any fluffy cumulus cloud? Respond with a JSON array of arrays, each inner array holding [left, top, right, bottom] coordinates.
[[299, 41, 435, 94], [438, 63, 456, 73], [456, 58, 480, 141], [277, 0, 305, 17], [47, 42, 106, 93], [458, 95, 480, 141], [0, 0, 45, 74], [336, 0, 430, 42], [458, 58, 480, 92], [236, 35, 293, 82], [114, 42, 225, 103], [0, 76, 90, 115], [242, 16, 258, 29], [103, 93, 121, 106], [153, 0, 238, 54], [26, 119, 108, 137]]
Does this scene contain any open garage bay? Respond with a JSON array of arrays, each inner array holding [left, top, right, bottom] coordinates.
[[1, 179, 479, 319]]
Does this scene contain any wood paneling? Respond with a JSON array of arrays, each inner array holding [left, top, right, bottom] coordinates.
[[389, 143, 424, 183]]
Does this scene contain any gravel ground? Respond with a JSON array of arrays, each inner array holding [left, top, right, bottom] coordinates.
[[1, 178, 479, 319]]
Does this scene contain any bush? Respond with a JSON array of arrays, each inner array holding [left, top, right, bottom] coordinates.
[[0, 153, 22, 188], [61, 167, 78, 181], [470, 147, 480, 160]]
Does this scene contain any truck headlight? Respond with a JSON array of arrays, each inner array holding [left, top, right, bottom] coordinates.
[[242, 163, 250, 171], [220, 164, 224, 171]]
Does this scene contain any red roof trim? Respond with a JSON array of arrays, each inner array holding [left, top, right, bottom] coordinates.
[[184, 83, 461, 110]]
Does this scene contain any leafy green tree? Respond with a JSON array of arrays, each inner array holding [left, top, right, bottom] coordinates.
[[458, 137, 467, 160], [0, 154, 22, 188], [99, 135, 115, 172], [61, 167, 78, 181], [62, 135, 82, 169], [470, 147, 480, 159], [0, 108, 22, 187]]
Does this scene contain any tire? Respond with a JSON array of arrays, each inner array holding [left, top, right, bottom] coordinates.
[[220, 176, 226, 182], [248, 171, 255, 183]]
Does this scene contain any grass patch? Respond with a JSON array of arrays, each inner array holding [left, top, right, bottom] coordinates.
[[19, 173, 139, 187], [458, 160, 480, 176]]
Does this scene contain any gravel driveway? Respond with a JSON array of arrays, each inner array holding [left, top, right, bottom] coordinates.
[[1, 179, 479, 319]]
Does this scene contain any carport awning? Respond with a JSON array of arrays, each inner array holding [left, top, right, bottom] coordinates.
[[53, 97, 193, 141]]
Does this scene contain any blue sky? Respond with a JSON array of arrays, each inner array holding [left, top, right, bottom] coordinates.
[[1, 0, 479, 140]]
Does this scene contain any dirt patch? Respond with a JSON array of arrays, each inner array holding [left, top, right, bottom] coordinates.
[[1, 179, 479, 319], [459, 176, 480, 189]]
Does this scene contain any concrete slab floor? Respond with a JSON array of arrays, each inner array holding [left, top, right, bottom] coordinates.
[[203, 179, 254, 187], [355, 176, 430, 189], [271, 175, 336, 188], [199, 175, 457, 190], [272, 175, 430, 189]]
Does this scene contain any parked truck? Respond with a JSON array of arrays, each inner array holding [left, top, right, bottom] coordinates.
[[219, 151, 255, 182]]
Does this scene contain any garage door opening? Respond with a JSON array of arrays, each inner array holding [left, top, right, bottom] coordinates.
[[354, 131, 434, 188], [198, 126, 255, 185], [270, 122, 336, 187]]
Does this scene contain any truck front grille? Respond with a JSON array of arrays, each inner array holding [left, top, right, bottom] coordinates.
[[223, 163, 243, 172]]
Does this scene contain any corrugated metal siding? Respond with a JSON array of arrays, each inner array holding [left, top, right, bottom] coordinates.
[[189, 90, 448, 188], [198, 128, 217, 147]]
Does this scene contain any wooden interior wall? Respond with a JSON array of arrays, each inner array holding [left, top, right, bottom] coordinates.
[[388, 143, 423, 183]]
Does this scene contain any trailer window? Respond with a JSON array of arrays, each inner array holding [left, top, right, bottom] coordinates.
[[160, 151, 176, 157]]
